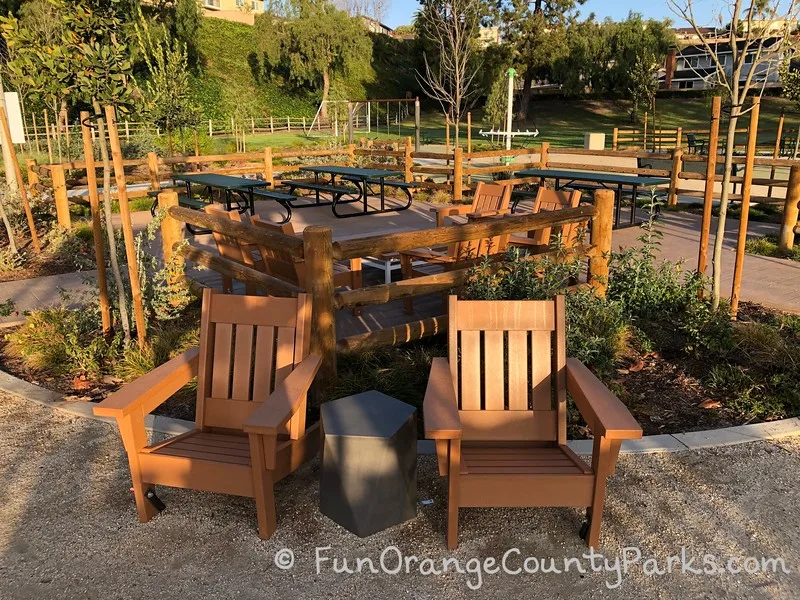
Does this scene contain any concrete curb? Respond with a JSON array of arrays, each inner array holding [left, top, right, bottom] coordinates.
[[1, 369, 799, 455]]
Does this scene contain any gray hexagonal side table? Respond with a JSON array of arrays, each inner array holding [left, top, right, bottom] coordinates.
[[320, 391, 417, 537]]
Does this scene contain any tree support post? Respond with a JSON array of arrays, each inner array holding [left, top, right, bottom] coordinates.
[[730, 97, 760, 316], [104, 105, 148, 348], [79, 110, 111, 335], [698, 96, 721, 275]]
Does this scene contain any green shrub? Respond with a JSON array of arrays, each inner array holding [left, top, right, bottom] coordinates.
[[565, 290, 630, 375], [608, 202, 705, 319], [7, 305, 120, 378], [44, 224, 96, 270], [680, 298, 735, 356], [0, 248, 26, 273], [744, 235, 800, 261]]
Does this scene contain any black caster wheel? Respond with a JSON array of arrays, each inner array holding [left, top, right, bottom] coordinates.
[[146, 489, 166, 512], [579, 519, 590, 540]]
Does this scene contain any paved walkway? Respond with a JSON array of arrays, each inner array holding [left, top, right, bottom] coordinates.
[[0, 393, 797, 599]]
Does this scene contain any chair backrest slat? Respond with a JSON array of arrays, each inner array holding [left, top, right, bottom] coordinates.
[[195, 289, 312, 432], [448, 295, 566, 441], [483, 330, 505, 410], [251, 325, 275, 404], [459, 329, 482, 410], [472, 182, 510, 213], [211, 322, 234, 399], [507, 330, 529, 410], [531, 330, 553, 410], [231, 324, 254, 401]]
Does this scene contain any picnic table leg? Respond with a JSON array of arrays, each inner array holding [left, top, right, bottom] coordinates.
[[630, 184, 637, 226], [615, 184, 623, 228]]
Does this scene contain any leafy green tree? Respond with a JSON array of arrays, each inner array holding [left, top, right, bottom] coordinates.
[[134, 7, 199, 155], [484, 72, 507, 129], [499, 0, 581, 120], [255, 0, 373, 122], [627, 52, 659, 123]]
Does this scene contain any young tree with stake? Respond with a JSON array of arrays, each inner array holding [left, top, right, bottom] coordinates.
[[666, 0, 800, 310]]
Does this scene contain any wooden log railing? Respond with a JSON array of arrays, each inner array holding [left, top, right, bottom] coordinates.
[[166, 194, 612, 402]]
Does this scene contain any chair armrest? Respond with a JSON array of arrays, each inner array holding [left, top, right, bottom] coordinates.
[[566, 358, 642, 440], [423, 358, 462, 439], [242, 354, 322, 435], [465, 208, 510, 220], [93, 347, 200, 419]]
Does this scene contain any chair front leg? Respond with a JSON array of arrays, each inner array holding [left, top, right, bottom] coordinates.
[[447, 439, 461, 550], [585, 434, 612, 548], [117, 410, 161, 523], [249, 433, 278, 540]]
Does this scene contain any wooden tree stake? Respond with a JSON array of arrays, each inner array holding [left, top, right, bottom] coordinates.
[[698, 96, 721, 274], [50, 165, 71, 230], [668, 147, 682, 206], [104, 105, 148, 348], [730, 97, 760, 316], [79, 110, 111, 334], [0, 107, 40, 252]]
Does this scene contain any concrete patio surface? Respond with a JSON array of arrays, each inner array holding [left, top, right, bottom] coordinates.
[[0, 393, 797, 599]]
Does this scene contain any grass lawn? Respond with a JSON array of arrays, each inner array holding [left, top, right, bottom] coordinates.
[[199, 96, 799, 153]]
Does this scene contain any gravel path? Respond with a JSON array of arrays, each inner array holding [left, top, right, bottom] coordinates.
[[1, 393, 798, 599]]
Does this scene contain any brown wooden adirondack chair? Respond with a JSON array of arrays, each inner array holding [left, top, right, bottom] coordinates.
[[204, 204, 261, 294], [249, 215, 362, 315], [93, 289, 321, 540], [424, 295, 642, 549], [249, 215, 362, 291], [430, 181, 511, 227], [398, 211, 511, 314], [509, 187, 584, 253]]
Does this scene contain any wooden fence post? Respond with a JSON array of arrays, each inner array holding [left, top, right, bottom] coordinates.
[[347, 143, 355, 166], [104, 105, 147, 348], [698, 96, 722, 275], [208, 119, 213, 137], [453, 146, 463, 201], [303, 226, 337, 404], [668, 146, 682, 206], [79, 110, 111, 335], [731, 96, 760, 316], [404, 137, 413, 183], [779, 165, 800, 251], [158, 191, 183, 276], [270, 116, 274, 133], [612, 128, 618, 151], [264, 146, 274, 185], [675, 127, 683, 150], [50, 165, 71, 230], [540, 141, 550, 168], [147, 151, 160, 193], [589, 189, 614, 297]]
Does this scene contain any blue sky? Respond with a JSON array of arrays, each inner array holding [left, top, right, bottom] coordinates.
[[383, 1, 716, 29]]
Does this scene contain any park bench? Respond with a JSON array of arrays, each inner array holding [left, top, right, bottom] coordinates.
[[93, 289, 321, 540], [251, 188, 297, 224], [423, 295, 643, 549], [341, 175, 416, 198], [280, 180, 360, 207]]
